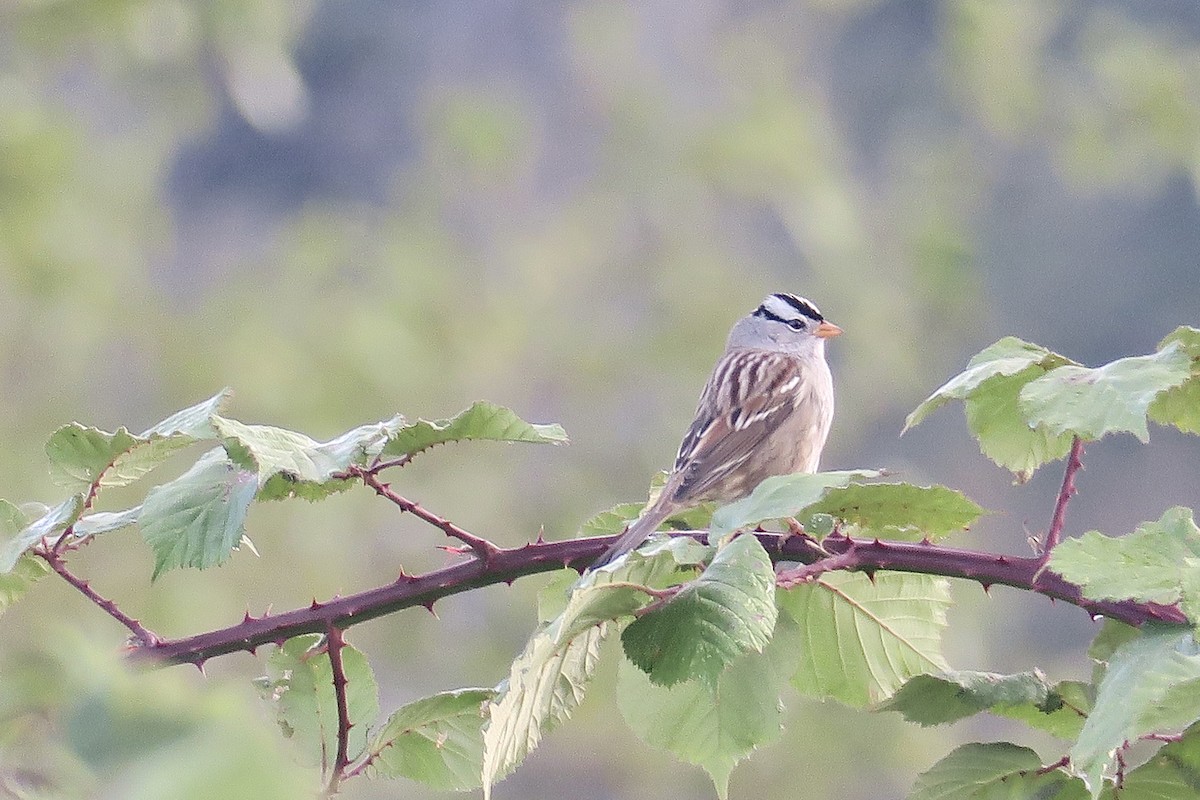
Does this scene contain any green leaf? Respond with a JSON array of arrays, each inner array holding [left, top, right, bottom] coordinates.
[[880, 670, 1089, 739], [908, 742, 1086, 800], [1148, 326, 1200, 436], [481, 627, 604, 799], [255, 416, 406, 500], [366, 688, 493, 790], [904, 337, 1075, 432], [139, 449, 258, 579], [880, 670, 1056, 726], [1020, 345, 1194, 443], [801, 483, 986, 542], [1119, 720, 1200, 800], [964, 367, 1076, 482], [617, 612, 803, 799], [579, 502, 645, 538], [46, 425, 140, 490], [994, 680, 1091, 740], [380, 401, 568, 460], [782, 572, 952, 707], [1049, 507, 1200, 622], [254, 634, 380, 773], [1071, 626, 1200, 797], [44, 390, 230, 492], [216, 414, 407, 500], [708, 469, 884, 536], [0, 495, 85, 573], [140, 388, 231, 438], [0, 554, 51, 615], [481, 547, 694, 798], [74, 506, 142, 539], [621, 534, 777, 688]]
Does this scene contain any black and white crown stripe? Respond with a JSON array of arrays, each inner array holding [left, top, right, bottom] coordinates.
[[753, 293, 824, 326]]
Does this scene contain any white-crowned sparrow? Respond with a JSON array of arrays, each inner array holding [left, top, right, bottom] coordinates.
[[592, 293, 840, 568]]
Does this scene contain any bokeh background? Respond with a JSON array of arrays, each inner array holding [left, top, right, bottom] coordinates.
[[3, 0, 1200, 798]]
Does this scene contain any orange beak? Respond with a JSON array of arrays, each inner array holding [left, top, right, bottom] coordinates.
[[815, 320, 843, 339]]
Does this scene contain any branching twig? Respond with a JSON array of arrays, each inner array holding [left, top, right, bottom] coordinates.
[[131, 530, 1188, 668], [350, 467, 501, 562], [35, 546, 161, 647], [324, 624, 353, 797], [1035, 755, 1070, 775], [776, 546, 860, 588], [1041, 437, 1085, 561]]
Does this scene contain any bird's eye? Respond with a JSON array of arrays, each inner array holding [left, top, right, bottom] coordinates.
[[787, 319, 805, 330]]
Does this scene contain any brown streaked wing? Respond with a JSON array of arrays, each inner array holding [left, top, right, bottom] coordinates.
[[670, 351, 805, 503]]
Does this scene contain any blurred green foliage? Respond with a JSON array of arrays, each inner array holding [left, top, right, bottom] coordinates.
[[2, 0, 1199, 797]]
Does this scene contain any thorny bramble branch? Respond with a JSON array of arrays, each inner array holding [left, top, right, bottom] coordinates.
[[1041, 436, 1085, 561], [323, 624, 353, 797], [128, 528, 1188, 668]]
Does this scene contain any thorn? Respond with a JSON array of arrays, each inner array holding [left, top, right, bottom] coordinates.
[[505, 578, 516, 586], [996, 556, 1009, 564], [535, 526, 545, 544], [194, 660, 207, 675], [438, 545, 471, 555], [243, 611, 254, 623], [311, 599, 322, 610], [980, 583, 992, 594], [423, 602, 439, 619]]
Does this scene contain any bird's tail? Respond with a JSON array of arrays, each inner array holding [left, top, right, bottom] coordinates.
[[589, 501, 676, 570]]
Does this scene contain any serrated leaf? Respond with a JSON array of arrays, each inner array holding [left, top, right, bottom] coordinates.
[[579, 502, 645, 538], [905, 337, 1075, 432], [216, 414, 405, 499], [880, 670, 1055, 726], [782, 572, 951, 707], [381, 401, 567, 461], [621, 534, 777, 688], [802, 483, 986, 542], [1020, 344, 1194, 443], [908, 742, 1086, 800], [1049, 507, 1200, 622], [139, 449, 258, 579], [964, 367, 1076, 482], [709, 469, 884, 536], [45, 390, 230, 492], [481, 626, 603, 799], [140, 388, 231, 438], [0, 495, 84, 573], [1071, 626, 1200, 797], [46, 425, 141, 490], [0, 554, 51, 615], [1149, 326, 1200, 436], [1118, 720, 1200, 800], [481, 548, 692, 797], [993, 680, 1091, 740], [366, 688, 493, 790], [617, 612, 803, 799], [255, 634, 380, 773]]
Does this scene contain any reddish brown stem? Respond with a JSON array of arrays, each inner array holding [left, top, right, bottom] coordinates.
[[324, 624, 353, 797], [131, 531, 1187, 668], [776, 547, 859, 588], [1041, 437, 1084, 561], [351, 467, 501, 561], [35, 546, 160, 647]]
